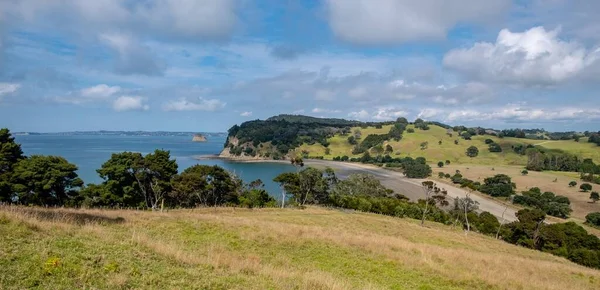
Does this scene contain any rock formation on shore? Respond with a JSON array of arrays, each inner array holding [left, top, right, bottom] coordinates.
[[192, 134, 207, 142]]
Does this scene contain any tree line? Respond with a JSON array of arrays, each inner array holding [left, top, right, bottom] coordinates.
[[0, 129, 276, 209]]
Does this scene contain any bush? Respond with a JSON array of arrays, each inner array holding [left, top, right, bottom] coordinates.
[[438, 172, 446, 178], [488, 143, 502, 152], [404, 163, 432, 178], [569, 181, 577, 187], [466, 146, 479, 158], [445, 160, 450, 165], [484, 139, 494, 144], [586, 212, 600, 227], [437, 161, 444, 168], [474, 212, 500, 235], [521, 170, 528, 176], [580, 183, 593, 192], [407, 128, 415, 133], [479, 174, 515, 197]]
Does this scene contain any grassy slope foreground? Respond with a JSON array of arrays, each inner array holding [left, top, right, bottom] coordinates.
[[1, 206, 599, 289]]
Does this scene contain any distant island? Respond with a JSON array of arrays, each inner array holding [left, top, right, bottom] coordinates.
[[192, 134, 207, 142], [13, 131, 226, 137]]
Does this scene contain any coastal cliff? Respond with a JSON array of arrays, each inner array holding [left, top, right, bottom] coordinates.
[[192, 134, 207, 142]]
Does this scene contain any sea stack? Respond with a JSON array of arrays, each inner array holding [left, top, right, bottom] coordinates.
[[192, 134, 207, 142]]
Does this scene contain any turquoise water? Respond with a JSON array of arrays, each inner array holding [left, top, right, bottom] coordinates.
[[14, 134, 295, 197]]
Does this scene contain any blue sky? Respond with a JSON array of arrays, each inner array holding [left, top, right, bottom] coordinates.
[[1, 0, 600, 132]]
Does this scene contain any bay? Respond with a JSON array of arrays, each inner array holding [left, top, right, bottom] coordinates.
[[14, 134, 295, 197]]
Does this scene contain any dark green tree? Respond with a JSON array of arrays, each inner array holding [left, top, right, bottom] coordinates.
[[479, 174, 515, 197], [580, 183, 593, 192], [437, 161, 444, 168], [170, 165, 241, 207], [466, 146, 479, 158], [0, 128, 24, 202], [590, 192, 600, 203], [586, 212, 600, 227], [569, 181, 577, 187], [11, 155, 83, 206]]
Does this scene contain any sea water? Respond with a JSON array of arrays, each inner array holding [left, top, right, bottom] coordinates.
[[14, 134, 295, 197]]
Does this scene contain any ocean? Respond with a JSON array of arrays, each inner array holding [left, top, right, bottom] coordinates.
[[14, 134, 295, 197]]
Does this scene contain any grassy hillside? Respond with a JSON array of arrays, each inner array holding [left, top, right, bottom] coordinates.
[[299, 124, 600, 165], [2, 206, 599, 289]]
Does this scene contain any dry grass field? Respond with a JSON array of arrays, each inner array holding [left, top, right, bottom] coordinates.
[[433, 165, 600, 221], [1, 205, 599, 289]]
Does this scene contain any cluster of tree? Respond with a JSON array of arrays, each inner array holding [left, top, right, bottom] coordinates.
[[512, 143, 534, 155], [588, 132, 600, 146], [526, 148, 585, 172], [413, 118, 430, 130], [332, 154, 433, 179], [485, 139, 503, 152], [1, 128, 276, 209], [513, 187, 572, 218], [586, 212, 600, 228], [352, 134, 390, 154], [275, 169, 451, 224], [503, 209, 600, 269], [479, 174, 516, 197]]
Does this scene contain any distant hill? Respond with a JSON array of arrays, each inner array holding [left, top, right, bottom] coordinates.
[[223, 115, 599, 164]]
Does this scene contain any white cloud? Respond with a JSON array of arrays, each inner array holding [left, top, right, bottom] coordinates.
[[53, 84, 122, 105], [325, 0, 509, 45], [437, 105, 600, 123], [312, 108, 341, 114], [162, 97, 226, 111], [0, 83, 20, 95], [80, 84, 121, 99], [348, 110, 370, 120], [417, 108, 444, 120], [372, 107, 409, 120], [240, 111, 252, 117], [112, 96, 149, 112], [444, 26, 600, 85], [4, 0, 237, 41]]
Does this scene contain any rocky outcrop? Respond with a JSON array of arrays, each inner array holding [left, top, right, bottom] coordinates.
[[192, 134, 207, 142]]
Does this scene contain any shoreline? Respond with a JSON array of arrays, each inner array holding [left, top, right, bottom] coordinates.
[[193, 154, 518, 222]]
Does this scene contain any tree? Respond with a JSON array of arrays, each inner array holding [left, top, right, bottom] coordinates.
[[479, 174, 515, 197], [485, 138, 494, 144], [0, 128, 24, 202], [569, 181, 577, 187], [586, 212, 600, 227], [396, 117, 408, 125], [580, 183, 593, 192], [420, 181, 448, 226], [591, 192, 600, 203], [437, 161, 444, 168], [388, 126, 403, 141], [407, 128, 415, 133], [324, 147, 331, 155], [466, 146, 479, 158], [404, 163, 432, 178], [454, 140, 459, 145], [274, 167, 329, 205], [330, 173, 395, 199], [488, 143, 502, 152], [385, 144, 393, 154], [11, 155, 83, 206], [347, 136, 357, 145], [445, 160, 451, 165], [89, 150, 177, 209], [420, 141, 428, 150], [371, 144, 384, 155], [521, 169, 529, 176], [170, 165, 241, 207], [452, 193, 479, 232]]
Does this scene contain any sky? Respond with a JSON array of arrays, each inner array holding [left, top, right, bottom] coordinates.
[[1, 0, 600, 132]]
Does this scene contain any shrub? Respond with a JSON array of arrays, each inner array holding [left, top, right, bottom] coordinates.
[[466, 146, 479, 158], [569, 181, 577, 187], [580, 183, 593, 192], [521, 170, 528, 176], [585, 212, 600, 227], [407, 128, 415, 133], [438, 172, 446, 178], [437, 161, 444, 168], [445, 160, 450, 165], [488, 143, 502, 152], [485, 139, 494, 144], [591, 192, 600, 203]]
